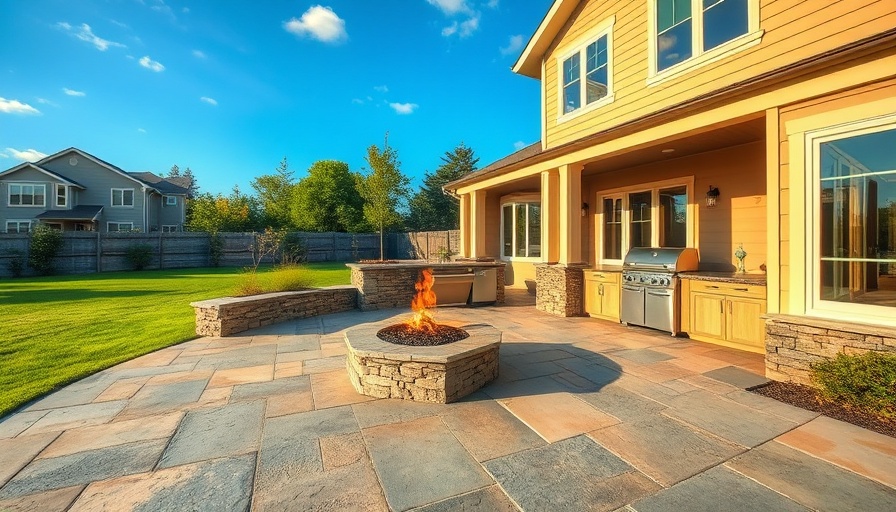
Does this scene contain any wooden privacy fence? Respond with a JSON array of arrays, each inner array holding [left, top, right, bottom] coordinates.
[[0, 230, 460, 277]]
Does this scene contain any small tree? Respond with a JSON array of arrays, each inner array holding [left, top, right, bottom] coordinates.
[[28, 224, 63, 275], [359, 136, 409, 260], [292, 160, 367, 232], [252, 157, 295, 230], [407, 143, 478, 231], [124, 244, 153, 270]]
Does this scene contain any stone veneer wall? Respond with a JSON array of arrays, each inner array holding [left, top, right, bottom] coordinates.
[[765, 314, 896, 384], [192, 286, 357, 337], [351, 264, 505, 311], [535, 263, 587, 317], [346, 348, 499, 403]]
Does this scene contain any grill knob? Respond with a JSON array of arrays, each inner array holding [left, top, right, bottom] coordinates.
[[650, 278, 658, 285]]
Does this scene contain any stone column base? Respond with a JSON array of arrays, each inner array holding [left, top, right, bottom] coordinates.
[[535, 263, 587, 317]]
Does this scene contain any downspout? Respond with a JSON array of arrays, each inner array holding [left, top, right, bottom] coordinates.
[[143, 186, 149, 232]]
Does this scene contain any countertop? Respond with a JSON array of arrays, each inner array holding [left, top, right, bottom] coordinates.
[[680, 271, 767, 286], [346, 261, 505, 270]]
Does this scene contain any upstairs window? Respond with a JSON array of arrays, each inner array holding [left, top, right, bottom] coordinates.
[[165, 195, 177, 206], [558, 17, 615, 120], [56, 184, 67, 207], [651, 0, 758, 80], [8, 184, 45, 207], [111, 188, 134, 207]]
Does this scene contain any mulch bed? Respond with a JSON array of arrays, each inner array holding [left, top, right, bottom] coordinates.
[[377, 324, 469, 346], [752, 381, 895, 438]]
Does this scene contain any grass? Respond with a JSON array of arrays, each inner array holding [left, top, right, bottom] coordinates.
[[0, 263, 350, 417]]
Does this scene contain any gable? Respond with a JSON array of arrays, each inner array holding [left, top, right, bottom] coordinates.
[[36, 148, 157, 191], [0, 162, 85, 187], [513, 0, 581, 79]]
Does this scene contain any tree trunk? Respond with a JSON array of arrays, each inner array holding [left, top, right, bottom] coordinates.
[[379, 224, 385, 260]]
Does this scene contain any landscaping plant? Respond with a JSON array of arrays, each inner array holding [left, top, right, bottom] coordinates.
[[811, 351, 896, 418], [27, 224, 63, 275], [124, 244, 154, 270], [209, 232, 224, 267], [5, 249, 25, 277]]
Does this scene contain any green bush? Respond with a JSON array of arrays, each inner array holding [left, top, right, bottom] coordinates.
[[124, 244, 154, 270], [28, 225, 63, 276], [6, 249, 25, 277], [281, 232, 307, 264], [812, 351, 896, 418], [209, 232, 224, 267]]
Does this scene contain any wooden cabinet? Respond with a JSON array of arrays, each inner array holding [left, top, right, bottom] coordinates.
[[685, 280, 767, 353], [584, 271, 621, 321]]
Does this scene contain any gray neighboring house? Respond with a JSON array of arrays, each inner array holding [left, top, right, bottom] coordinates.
[[0, 147, 190, 233]]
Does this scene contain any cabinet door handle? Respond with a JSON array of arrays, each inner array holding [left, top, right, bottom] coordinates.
[[729, 300, 732, 313], [599, 284, 604, 295], [707, 285, 720, 289], [720, 301, 724, 314], [733, 287, 749, 291]]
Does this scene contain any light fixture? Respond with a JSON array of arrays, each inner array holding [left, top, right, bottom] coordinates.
[[581, 202, 589, 217], [661, 148, 675, 153], [705, 186, 720, 208]]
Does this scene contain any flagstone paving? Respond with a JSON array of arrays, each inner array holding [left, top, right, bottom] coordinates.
[[1, 289, 895, 511]]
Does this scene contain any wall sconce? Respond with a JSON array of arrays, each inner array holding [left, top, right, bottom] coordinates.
[[705, 186, 720, 208], [581, 202, 589, 217]]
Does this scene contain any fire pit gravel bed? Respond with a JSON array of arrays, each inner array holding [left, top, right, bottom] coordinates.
[[377, 323, 469, 346]]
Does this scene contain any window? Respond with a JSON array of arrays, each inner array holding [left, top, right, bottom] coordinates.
[[56, 184, 67, 207], [5, 220, 31, 233], [650, 0, 758, 81], [165, 196, 177, 206], [809, 123, 896, 315], [111, 188, 134, 207], [45, 223, 63, 230], [8, 184, 45, 207], [162, 225, 178, 233], [598, 179, 693, 263], [502, 202, 541, 259], [75, 223, 94, 232], [558, 17, 614, 120], [108, 222, 134, 232]]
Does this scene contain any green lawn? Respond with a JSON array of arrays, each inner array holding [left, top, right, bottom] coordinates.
[[0, 263, 351, 417]]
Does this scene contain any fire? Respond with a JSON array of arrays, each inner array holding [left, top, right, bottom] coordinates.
[[406, 268, 439, 333]]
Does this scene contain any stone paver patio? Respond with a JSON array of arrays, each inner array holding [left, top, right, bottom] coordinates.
[[2, 290, 895, 511]]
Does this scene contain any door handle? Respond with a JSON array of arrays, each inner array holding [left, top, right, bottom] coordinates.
[[733, 287, 749, 292], [599, 283, 604, 295], [728, 300, 732, 313]]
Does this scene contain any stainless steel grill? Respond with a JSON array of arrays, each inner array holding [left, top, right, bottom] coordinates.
[[620, 247, 699, 335]]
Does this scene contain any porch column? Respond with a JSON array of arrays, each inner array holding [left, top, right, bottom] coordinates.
[[459, 193, 471, 258], [540, 170, 559, 264], [558, 163, 584, 264], [470, 189, 487, 257]]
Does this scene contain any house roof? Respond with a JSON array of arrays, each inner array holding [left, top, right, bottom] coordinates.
[[35, 205, 104, 222], [128, 172, 190, 195], [512, 0, 580, 79], [0, 162, 86, 188], [34, 148, 162, 193]]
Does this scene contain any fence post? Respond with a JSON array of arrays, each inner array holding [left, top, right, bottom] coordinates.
[[159, 230, 164, 269], [96, 231, 101, 273]]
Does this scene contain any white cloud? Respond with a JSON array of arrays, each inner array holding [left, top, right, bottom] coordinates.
[[0, 97, 40, 115], [513, 141, 526, 151], [0, 153, 7, 158], [283, 5, 347, 43], [5, 148, 48, 162], [200, 96, 218, 106], [182, 7, 190, 14], [57, 22, 126, 51], [137, 128, 147, 134], [63, 87, 86, 97], [192, 49, 206, 59], [500, 34, 524, 56], [486, 0, 499, 8], [457, 14, 479, 37], [139, 56, 165, 72], [374, 85, 389, 93], [389, 102, 418, 115], [426, 0, 472, 16], [151, 0, 176, 20], [35, 97, 58, 107], [351, 98, 364, 105], [441, 23, 457, 37]]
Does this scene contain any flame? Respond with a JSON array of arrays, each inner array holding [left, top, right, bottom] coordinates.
[[406, 268, 439, 333]]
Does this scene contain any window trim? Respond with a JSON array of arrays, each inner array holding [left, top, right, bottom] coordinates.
[[5, 220, 32, 233], [646, 0, 762, 87], [7, 183, 46, 208], [556, 15, 616, 123], [56, 183, 67, 208], [596, 177, 695, 265], [111, 188, 135, 208], [165, 195, 177, 206], [162, 225, 179, 233], [107, 222, 135, 232], [803, 114, 896, 327], [500, 193, 542, 262]]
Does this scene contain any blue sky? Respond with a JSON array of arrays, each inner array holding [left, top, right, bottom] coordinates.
[[0, 0, 552, 195]]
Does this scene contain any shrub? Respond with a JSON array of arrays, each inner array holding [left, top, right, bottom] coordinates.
[[6, 249, 25, 277], [124, 244, 154, 270], [812, 351, 896, 418], [281, 232, 308, 264], [28, 225, 63, 275], [233, 270, 264, 296], [209, 232, 224, 267], [232, 264, 311, 296]]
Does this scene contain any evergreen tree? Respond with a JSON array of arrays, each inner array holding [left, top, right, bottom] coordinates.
[[168, 164, 181, 178], [292, 160, 367, 232], [359, 136, 409, 259], [406, 143, 478, 230], [182, 167, 199, 198], [251, 157, 295, 229]]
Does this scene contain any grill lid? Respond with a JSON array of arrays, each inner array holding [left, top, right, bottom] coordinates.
[[623, 247, 699, 272]]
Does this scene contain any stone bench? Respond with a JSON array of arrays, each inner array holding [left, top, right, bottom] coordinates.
[[191, 286, 358, 337]]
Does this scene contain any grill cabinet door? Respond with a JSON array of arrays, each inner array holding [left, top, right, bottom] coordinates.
[[644, 288, 673, 332], [620, 285, 645, 326]]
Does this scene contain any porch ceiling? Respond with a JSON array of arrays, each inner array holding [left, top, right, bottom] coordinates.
[[581, 116, 765, 177]]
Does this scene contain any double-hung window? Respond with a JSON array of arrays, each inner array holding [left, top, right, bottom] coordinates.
[[56, 184, 67, 207], [806, 119, 896, 322], [165, 196, 177, 206], [107, 222, 134, 232], [502, 201, 541, 259], [8, 183, 45, 207], [650, 0, 759, 81], [6, 220, 31, 233], [559, 17, 614, 120], [599, 181, 691, 264], [111, 188, 134, 207]]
